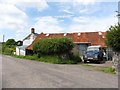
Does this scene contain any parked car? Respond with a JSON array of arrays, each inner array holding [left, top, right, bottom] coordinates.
[[83, 46, 106, 63]]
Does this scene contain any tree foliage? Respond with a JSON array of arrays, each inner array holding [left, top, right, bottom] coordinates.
[[106, 24, 120, 52], [33, 37, 74, 55], [2, 39, 16, 55], [5, 39, 16, 46]]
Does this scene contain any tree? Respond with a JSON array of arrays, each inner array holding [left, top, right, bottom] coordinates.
[[106, 24, 120, 74], [5, 39, 16, 46], [2, 39, 16, 55], [106, 24, 120, 52]]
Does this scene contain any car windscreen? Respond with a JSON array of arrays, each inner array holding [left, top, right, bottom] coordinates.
[[87, 47, 99, 51]]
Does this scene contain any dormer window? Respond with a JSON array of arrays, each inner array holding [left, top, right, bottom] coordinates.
[[64, 33, 67, 36], [78, 33, 81, 36], [102, 36, 105, 38], [98, 32, 102, 35], [46, 34, 49, 36]]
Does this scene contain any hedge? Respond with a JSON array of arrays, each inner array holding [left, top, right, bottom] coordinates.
[[33, 37, 74, 55]]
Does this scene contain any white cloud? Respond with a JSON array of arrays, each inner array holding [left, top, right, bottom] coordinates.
[[32, 16, 63, 33], [62, 9, 74, 14], [0, 4, 28, 30], [58, 0, 101, 17], [54, 15, 74, 19], [0, 3, 28, 41], [32, 15, 117, 34], [1, 0, 48, 11], [68, 15, 117, 32], [72, 16, 90, 23]]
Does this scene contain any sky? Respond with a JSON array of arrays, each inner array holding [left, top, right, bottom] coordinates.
[[0, 0, 119, 42]]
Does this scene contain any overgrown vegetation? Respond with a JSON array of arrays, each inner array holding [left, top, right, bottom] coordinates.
[[32, 37, 81, 64], [33, 37, 74, 55]]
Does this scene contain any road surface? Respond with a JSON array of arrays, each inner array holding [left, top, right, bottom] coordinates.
[[2, 55, 118, 88]]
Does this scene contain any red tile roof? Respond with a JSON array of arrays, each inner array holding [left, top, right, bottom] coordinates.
[[26, 32, 107, 50]]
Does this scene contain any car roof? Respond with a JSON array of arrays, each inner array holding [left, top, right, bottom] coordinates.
[[88, 45, 101, 48]]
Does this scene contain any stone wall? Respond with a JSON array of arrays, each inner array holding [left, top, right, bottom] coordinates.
[[112, 52, 120, 74]]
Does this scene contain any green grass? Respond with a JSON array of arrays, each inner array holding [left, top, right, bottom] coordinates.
[[12, 54, 81, 64], [13, 54, 38, 61], [36, 55, 80, 64], [100, 66, 116, 74], [81, 64, 116, 74]]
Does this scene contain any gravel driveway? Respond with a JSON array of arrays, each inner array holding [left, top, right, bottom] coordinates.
[[2, 55, 118, 88]]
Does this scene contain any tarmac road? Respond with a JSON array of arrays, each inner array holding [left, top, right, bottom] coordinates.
[[1, 55, 118, 88]]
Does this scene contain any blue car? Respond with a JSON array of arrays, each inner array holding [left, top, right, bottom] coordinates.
[[83, 46, 104, 63]]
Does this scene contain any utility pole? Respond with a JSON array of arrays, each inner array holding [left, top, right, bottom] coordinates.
[[3, 35, 4, 43]]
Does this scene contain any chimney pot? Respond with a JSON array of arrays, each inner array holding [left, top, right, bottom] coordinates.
[[31, 28, 35, 33]]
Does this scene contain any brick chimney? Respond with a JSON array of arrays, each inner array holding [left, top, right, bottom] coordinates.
[[31, 28, 35, 33]]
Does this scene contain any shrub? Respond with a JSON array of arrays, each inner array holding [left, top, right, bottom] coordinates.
[[33, 37, 74, 55], [32, 37, 82, 64], [2, 44, 16, 55], [3, 48, 12, 55], [106, 24, 120, 52]]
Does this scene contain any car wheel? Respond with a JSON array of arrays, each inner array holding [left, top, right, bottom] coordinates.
[[97, 57, 103, 64], [84, 60, 87, 63], [98, 61, 101, 64], [97, 60, 103, 64]]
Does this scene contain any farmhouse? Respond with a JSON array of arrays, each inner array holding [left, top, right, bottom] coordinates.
[[16, 28, 38, 56], [26, 31, 107, 56]]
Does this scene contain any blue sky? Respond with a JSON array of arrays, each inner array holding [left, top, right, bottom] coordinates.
[[0, 0, 119, 42]]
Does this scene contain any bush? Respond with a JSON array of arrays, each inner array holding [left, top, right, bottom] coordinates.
[[3, 47, 14, 55], [2, 44, 16, 55], [33, 37, 74, 55], [106, 24, 120, 52], [32, 37, 82, 64]]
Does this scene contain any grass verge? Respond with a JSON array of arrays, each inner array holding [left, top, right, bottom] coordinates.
[[100, 66, 116, 74], [12, 54, 82, 64], [81, 64, 116, 74]]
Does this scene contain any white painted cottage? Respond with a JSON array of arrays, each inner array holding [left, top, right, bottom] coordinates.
[[16, 28, 38, 56]]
